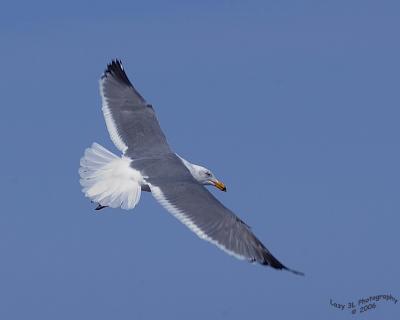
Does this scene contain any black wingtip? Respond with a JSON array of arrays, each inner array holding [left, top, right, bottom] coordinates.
[[260, 249, 304, 276], [262, 260, 304, 276], [283, 266, 305, 276], [102, 59, 133, 87]]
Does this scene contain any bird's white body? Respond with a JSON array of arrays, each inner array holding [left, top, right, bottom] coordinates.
[[79, 143, 215, 210]]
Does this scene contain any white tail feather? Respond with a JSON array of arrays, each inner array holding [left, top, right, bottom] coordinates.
[[79, 143, 142, 210]]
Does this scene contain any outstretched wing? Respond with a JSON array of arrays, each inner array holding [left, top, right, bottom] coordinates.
[[99, 60, 171, 158], [149, 179, 303, 275]]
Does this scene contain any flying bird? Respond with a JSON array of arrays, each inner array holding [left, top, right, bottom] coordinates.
[[79, 60, 303, 275]]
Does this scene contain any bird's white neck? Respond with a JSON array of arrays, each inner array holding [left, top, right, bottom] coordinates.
[[175, 154, 203, 182]]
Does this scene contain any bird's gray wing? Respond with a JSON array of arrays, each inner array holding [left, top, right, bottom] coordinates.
[[149, 178, 303, 275], [99, 60, 171, 158]]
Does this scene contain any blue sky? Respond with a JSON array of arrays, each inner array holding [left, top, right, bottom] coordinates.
[[1, 1, 399, 319]]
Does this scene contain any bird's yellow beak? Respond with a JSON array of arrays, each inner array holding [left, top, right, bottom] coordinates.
[[212, 180, 227, 192]]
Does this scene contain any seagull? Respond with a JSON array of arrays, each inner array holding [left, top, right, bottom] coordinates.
[[79, 60, 303, 275]]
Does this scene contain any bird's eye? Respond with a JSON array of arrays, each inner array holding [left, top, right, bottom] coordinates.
[[205, 172, 211, 177]]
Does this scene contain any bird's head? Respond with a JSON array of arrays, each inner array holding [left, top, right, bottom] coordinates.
[[191, 164, 227, 192]]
